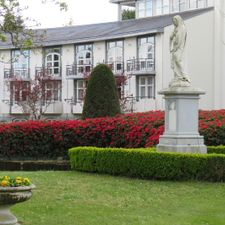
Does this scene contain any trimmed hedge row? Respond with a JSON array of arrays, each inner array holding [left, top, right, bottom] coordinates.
[[69, 147, 225, 182], [149, 146, 225, 155], [207, 146, 225, 154], [139, 146, 225, 155]]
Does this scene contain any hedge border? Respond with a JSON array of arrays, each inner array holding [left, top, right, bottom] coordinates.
[[207, 146, 225, 154], [69, 147, 225, 182]]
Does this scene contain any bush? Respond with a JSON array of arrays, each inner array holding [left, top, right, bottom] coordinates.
[[207, 146, 225, 154], [0, 110, 224, 159], [199, 110, 225, 145], [69, 147, 225, 182], [0, 112, 164, 159], [82, 64, 121, 119]]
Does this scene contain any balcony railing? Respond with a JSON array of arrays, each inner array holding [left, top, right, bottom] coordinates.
[[66, 64, 93, 78], [106, 61, 124, 75], [4, 68, 30, 79], [35, 67, 61, 78], [127, 58, 155, 74]]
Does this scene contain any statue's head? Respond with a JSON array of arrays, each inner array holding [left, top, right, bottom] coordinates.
[[172, 15, 183, 27]]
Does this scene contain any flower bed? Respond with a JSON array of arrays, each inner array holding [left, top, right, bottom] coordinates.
[[0, 110, 224, 159]]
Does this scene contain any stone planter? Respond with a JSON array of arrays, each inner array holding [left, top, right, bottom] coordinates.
[[0, 185, 35, 225]]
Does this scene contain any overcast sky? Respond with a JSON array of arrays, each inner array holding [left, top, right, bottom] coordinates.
[[20, 0, 118, 28]]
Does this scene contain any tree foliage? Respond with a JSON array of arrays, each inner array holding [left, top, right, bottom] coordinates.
[[82, 64, 121, 119], [0, 0, 67, 48], [122, 9, 135, 20]]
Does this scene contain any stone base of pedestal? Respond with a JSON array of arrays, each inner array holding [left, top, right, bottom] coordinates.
[[0, 208, 17, 225], [157, 134, 207, 154], [157, 85, 207, 154]]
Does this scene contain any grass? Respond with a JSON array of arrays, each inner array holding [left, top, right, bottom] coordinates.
[[1, 171, 225, 225]]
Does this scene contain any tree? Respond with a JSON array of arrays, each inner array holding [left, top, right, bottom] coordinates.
[[7, 70, 61, 120], [122, 9, 135, 20], [0, 1, 66, 119], [0, 0, 67, 49], [82, 64, 121, 119]]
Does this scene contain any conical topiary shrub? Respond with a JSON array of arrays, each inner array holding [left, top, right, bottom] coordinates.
[[82, 64, 121, 119]]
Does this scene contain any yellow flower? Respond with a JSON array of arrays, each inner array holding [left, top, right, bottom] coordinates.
[[1, 180, 8, 187], [15, 179, 22, 185], [15, 176, 22, 180], [3, 176, 9, 180], [23, 178, 31, 184]]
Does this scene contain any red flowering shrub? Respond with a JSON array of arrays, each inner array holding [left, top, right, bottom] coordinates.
[[199, 110, 225, 146], [0, 109, 224, 159]]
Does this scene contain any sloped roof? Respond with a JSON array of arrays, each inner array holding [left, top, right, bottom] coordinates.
[[0, 7, 213, 49]]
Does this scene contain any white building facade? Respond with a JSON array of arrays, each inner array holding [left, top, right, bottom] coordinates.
[[0, 0, 224, 121]]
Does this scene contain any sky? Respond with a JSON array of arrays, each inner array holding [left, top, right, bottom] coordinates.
[[19, 0, 118, 28]]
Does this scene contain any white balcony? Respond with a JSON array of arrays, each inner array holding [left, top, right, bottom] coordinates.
[[66, 64, 93, 80], [4, 68, 30, 80], [126, 58, 155, 75]]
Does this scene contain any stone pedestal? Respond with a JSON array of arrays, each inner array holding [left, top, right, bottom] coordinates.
[[0, 185, 35, 225], [157, 86, 207, 154]]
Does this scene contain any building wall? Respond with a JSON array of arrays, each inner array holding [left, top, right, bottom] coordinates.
[[61, 44, 74, 115], [93, 41, 105, 65], [214, 0, 225, 109], [0, 50, 11, 118], [155, 33, 164, 110], [124, 37, 136, 98], [30, 48, 42, 72]]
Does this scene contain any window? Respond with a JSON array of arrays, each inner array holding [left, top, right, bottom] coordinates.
[[189, 0, 207, 9], [74, 80, 87, 102], [75, 44, 93, 74], [11, 81, 29, 103], [171, 0, 179, 12], [197, 0, 206, 8], [107, 40, 123, 74], [45, 48, 61, 76], [162, 0, 170, 14], [138, 36, 155, 71], [137, 0, 153, 18], [179, 0, 186, 11], [138, 1, 145, 17], [45, 81, 61, 101], [12, 50, 29, 78], [146, 0, 153, 16], [156, 0, 162, 15], [189, 0, 197, 9], [138, 76, 155, 99]]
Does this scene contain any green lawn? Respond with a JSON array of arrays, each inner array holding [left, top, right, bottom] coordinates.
[[2, 171, 225, 225]]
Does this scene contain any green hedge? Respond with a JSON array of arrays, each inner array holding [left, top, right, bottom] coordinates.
[[69, 147, 225, 182], [207, 146, 225, 154], [130, 146, 225, 155]]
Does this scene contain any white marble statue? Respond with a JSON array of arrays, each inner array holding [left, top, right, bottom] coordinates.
[[169, 15, 190, 87]]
